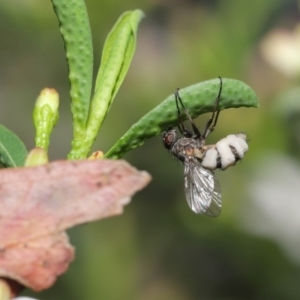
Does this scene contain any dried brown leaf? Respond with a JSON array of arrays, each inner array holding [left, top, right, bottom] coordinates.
[[0, 159, 151, 291]]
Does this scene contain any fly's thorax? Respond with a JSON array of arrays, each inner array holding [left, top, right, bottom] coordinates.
[[171, 137, 205, 162], [201, 133, 249, 170]]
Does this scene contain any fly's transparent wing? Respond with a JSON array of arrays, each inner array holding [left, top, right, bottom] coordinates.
[[184, 158, 222, 217]]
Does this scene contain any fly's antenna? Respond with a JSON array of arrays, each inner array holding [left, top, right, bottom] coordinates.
[[202, 76, 222, 138]]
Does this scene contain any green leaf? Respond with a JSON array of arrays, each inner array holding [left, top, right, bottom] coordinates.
[[95, 9, 144, 103], [0, 124, 28, 167], [104, 77, 259, 159], [73, 9, 144, 159], [51, 0, 93, 154]]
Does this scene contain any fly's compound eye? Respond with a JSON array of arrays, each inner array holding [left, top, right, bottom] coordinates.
[[162, 129, 177, 149]]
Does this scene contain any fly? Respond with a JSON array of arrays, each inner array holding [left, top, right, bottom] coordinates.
[[162, 77, 248, 217]]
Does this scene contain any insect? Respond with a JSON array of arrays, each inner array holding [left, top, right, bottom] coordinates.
[[162, 77, 249, 217]]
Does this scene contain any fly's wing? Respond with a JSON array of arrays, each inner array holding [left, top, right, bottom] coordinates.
[[184, 158, 222, 217]]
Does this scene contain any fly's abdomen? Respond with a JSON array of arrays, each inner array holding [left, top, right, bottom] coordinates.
[[202, 133, 248, 170]]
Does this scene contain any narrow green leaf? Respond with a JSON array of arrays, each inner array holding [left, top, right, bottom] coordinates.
[[73, 9, 143, 159], [98, 9, 144, 102], [51, 0, 93, 154], [104, 78, 259, 159], [0, 124, 28, 167]]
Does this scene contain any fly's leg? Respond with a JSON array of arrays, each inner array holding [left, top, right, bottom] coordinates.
[[202, 77, 222, 138], [175, 89, 193, 137], [175, 89, 201, 138]]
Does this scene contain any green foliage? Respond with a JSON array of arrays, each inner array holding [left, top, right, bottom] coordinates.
[[105, 78, 259, 159], [0, 124, 27, 167], [0, 1, 144, 163], [52, 1, 144, 159], [52, 0, 93, 144], [0, 1, 260, 165], [33, 88, 59, 151], [83, 9, 144, 159]]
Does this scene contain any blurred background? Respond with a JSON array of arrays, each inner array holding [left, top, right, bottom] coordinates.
[[1, 0, 300, 299]]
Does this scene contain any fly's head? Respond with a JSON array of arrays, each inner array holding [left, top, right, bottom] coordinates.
[[162, 128, 178, 150]]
